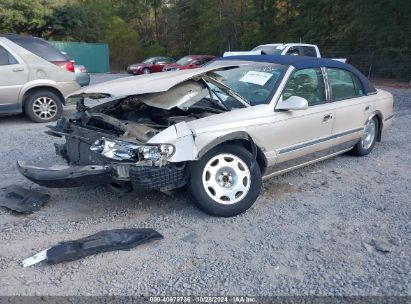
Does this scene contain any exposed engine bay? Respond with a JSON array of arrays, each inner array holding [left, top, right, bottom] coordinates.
[[74, 95, 224, 143], [62, 77, 237, 145]]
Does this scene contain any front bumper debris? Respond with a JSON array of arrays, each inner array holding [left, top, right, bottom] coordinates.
[[17, 161, 189, 191], [17, 161, 112, 188], [0, 185, 50, 213], [22, 228, 163, 266], [130, 163, 187, 191]]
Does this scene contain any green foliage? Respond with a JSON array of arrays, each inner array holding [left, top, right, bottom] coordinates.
[[45, 4, 87, 40], [0, 0, 410, 77], [105, 16, 140, 71], [0, 0, 55, 36], [140, 43, 165, 59]]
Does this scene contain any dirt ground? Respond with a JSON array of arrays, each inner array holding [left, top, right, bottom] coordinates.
[[0, 80, 410, 296]]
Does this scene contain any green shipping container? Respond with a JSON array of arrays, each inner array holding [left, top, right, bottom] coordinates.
[[50, 41, 110, 73]]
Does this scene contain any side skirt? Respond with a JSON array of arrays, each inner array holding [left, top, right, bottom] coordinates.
[[0, 104, 22, 114], [262, 140, 358, 180]]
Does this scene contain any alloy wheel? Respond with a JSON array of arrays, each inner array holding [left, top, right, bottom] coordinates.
[[32, 97, 58, 121], [361, 118, 376, 150]]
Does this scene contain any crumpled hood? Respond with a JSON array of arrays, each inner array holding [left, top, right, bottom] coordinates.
[[67, 61, 238, 109]]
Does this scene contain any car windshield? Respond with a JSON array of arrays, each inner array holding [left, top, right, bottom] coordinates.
[[176, 56, 194, 65], [143, 57, 156, 64], [251, 45, 284, 55], [204, 61, 286, 106]]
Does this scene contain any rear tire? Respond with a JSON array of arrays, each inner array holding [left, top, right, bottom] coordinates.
[[25, 90, 63, 123], [187, 144, 262, 217], [350, 116, 378, 156]]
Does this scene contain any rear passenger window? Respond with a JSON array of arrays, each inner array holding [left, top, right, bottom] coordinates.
[[302, 46, 317, 57], [327, 68, 364, 100], [0, 46, 18, 65], [286, 46, 300, 56], [282, 68, 326, 106], [8, 37, 68, 62]]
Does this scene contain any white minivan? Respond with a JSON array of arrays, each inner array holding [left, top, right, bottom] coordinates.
[[0, 34, 80, 122]]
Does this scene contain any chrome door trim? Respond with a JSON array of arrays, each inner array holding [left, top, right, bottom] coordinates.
[[384, 114, 394, 121], [263, 148, 352, 180], [321, 66, 331, 101], [278, 127, 363, 154]]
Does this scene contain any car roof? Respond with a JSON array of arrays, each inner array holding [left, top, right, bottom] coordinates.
[[1, 34, 69, 62], [1, 34, 29, 38], [1, 34, 43, 41], [257, 43, 317, 47], [220, 55, 376, 94], [186, 55, 215, 59]]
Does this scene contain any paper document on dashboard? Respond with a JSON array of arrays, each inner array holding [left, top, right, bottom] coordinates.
[[239, 71, 272, 86]]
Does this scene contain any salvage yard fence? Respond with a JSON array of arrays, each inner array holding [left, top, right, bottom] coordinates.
[[50, 41, 110, 73], [343, 54, 411, 81], [320, 45, 410, 81], [48, 40, 410, 80]]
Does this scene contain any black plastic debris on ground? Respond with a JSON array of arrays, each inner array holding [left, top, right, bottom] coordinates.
[[0, 185, 50, 213], [23, 228, 164, 266]]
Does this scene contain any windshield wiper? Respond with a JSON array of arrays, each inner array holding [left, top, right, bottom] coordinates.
[[202, 74, 250, 108], [201, 77, 230, 111]]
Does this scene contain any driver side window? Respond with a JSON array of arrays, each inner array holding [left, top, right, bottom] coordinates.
[[282, 68, 326, 106]]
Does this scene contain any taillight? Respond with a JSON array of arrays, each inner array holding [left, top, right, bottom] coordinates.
[[79, 66, 87, 73], [52, 61, 75, 72]]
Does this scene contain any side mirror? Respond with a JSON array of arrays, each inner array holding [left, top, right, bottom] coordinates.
[[276, 95, 308, 111]]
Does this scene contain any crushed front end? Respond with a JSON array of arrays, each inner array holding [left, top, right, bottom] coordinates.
[[17, 64, 242, 192], [17, 95, 208, 192]]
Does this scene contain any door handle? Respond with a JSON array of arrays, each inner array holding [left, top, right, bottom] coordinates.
[[12, 68, 24, 72], [323, 114, 333, 122]]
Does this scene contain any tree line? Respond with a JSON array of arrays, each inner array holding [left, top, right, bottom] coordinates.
[[0, 0, 410, 79]]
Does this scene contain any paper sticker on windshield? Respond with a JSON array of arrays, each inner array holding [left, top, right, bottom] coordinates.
[[239, 71, 273, 86]]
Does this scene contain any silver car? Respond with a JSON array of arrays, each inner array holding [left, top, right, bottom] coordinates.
[[0, 35, 80, 122], [18, 55, 393, 216], [74, 64, 90, 87]]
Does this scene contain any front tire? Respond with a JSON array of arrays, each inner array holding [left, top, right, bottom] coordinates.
[[187, 144, 262, 217], [25, 90, 63, 123], [142, 68, 151, 74], [350, 116, 378, 156]]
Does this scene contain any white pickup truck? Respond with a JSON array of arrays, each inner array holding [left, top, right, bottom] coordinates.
[[224, 43, 346, 63]]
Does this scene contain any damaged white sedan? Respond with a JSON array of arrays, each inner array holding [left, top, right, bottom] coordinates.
[[18, 55, 394, 217]]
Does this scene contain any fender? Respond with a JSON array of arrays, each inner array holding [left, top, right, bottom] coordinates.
[[19, 79, 58, 103], [367, 110, 383, 142], [197, 131, 267, 172]]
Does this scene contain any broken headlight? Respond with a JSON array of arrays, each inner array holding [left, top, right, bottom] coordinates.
[[90, 138, 175, 163]]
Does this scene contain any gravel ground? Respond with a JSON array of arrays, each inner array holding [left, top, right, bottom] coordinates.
[[0, 75, 410, 296]]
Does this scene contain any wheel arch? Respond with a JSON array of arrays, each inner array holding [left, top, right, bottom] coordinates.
[[22, 86, 65, 111], [197, 131, 267, 174], [369, 110, 383, 142]]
